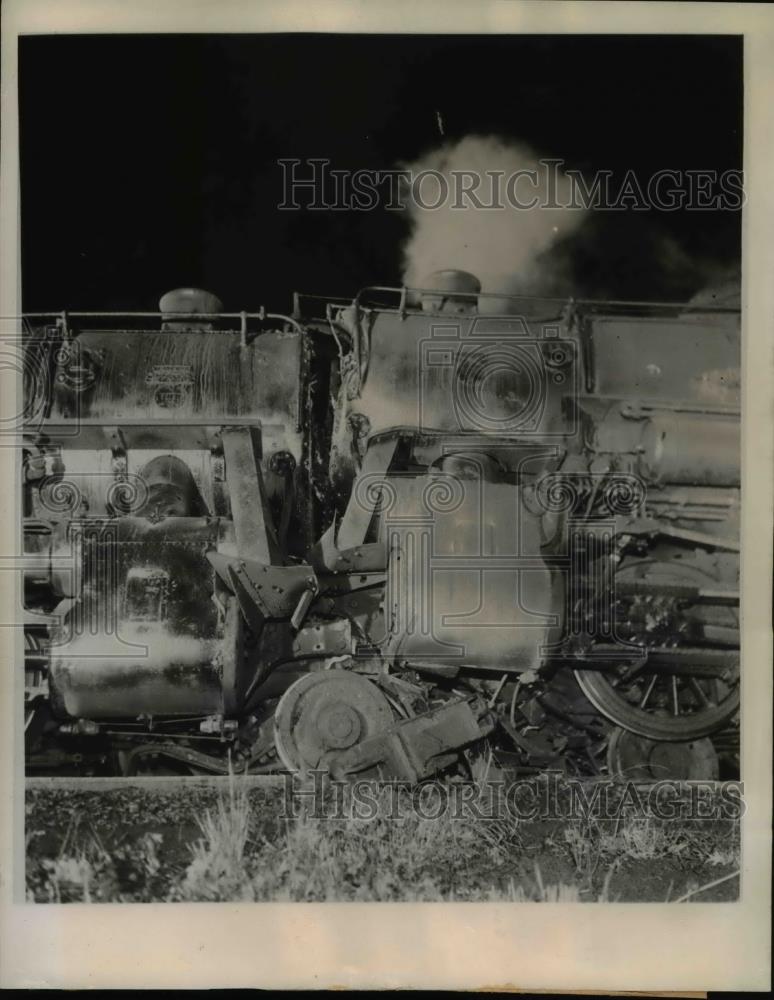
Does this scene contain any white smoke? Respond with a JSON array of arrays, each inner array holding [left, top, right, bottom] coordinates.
[[400, 135, 587, 294], [688, 266, 741, 309]]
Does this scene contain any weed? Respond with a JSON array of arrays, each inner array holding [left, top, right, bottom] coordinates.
[[25, 776, 743, 903]]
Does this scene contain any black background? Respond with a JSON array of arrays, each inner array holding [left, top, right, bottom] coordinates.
[[19, 34, 742, 312]]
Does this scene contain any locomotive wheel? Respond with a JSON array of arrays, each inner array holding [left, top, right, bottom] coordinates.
[[273, 670, 394, 777], [606, 727, 719, 781], [574, 661, 739, 741], [575, 555, 739, 741]]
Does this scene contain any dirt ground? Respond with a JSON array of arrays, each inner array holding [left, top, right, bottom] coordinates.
[[24, 778, 741, 903]]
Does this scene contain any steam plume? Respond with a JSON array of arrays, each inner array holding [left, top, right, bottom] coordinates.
[[688, 267, 741, 308], [400, 135, 586, 294]]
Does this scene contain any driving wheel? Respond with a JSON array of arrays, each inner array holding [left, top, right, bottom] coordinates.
[[575, 556, 739, 741], [606, 727, 719, 781]]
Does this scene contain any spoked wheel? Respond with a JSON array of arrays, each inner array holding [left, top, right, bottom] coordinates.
[[273, 670, 394, 778], [575, 555, 739, 741], [606, 727, 719, 781], [575, 657, 739, 741]]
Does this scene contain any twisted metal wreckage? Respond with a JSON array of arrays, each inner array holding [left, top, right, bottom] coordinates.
[[21, 272, 740, 782]]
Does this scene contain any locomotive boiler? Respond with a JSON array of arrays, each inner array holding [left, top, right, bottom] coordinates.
[[21, 277, 741, 781]]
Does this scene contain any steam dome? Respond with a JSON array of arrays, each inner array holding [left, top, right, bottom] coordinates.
[[159, 288, 223, 330]]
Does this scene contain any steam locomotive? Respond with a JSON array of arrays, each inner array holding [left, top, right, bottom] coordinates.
[[21, 273, 741, 780]]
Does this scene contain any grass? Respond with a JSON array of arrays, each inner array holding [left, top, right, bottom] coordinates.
[[25, 773, 742, 903], [168, 772, 525, 901]]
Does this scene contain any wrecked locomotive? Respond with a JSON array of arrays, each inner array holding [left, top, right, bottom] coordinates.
[[21, 275, 741, 781]]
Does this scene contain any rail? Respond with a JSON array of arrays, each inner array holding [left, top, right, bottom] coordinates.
[[25, 773, 737, 791], [350, 285, 741, 316], [22, 309, 305, 343]]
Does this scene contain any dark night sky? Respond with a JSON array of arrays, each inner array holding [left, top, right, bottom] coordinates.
[[19, 33, 742, 312]]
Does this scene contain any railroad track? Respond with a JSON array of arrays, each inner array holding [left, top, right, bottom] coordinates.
[[25, 773, 740, 793], [26, 774, 289, 792]]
